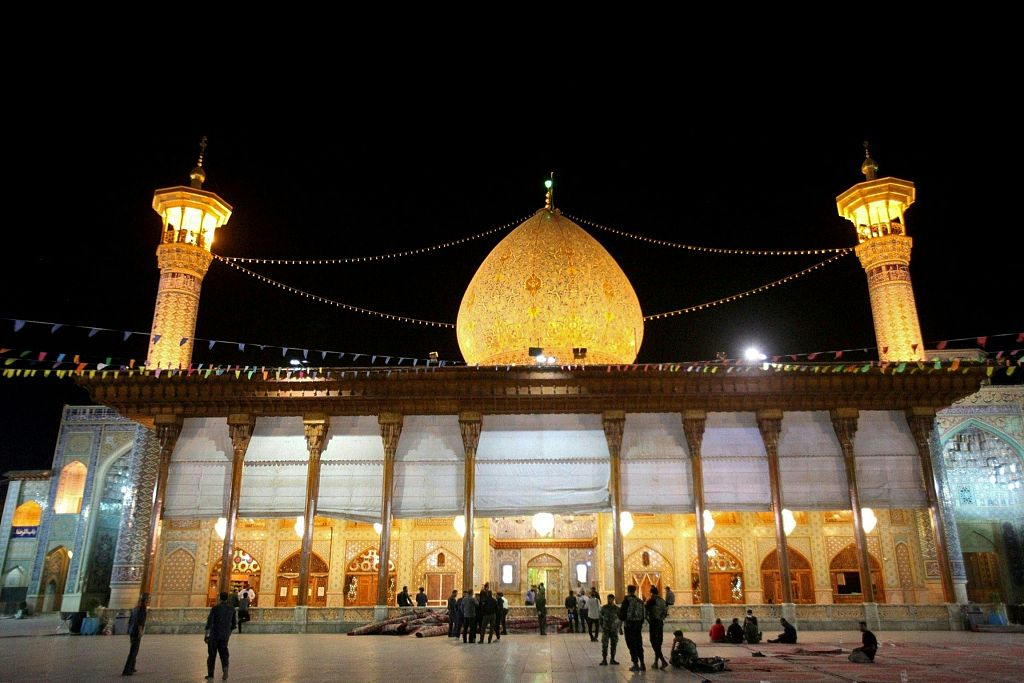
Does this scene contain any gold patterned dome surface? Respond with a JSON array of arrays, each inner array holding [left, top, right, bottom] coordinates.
[[457, 209, 644, 366]]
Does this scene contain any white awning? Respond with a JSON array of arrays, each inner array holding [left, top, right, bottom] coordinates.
[[702, 412, 771, 511], [393, 415, 464, 519], [318, 416, 385, 523], [165, 417, 231, 518], [854, 411, 926, 508], [778, 411, 848, 510], [621, 413, 692, 513], [475, 414, 610, 516], [239, 416, 309, 518]]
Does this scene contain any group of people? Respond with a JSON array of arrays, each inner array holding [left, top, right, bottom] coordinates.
[[445, 583, 510, 643]]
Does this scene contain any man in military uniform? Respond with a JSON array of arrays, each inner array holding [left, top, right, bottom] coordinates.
[[598, 593, 621, 666]]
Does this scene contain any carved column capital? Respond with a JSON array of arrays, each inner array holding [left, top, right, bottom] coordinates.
[[830, 408, 860, 455], [378, 412, 403, 458], [681, 410, 707, 456], [153, 414, 183, 451], [905, 407, 937, 452], [459, 412, 482, 455], [756, 410, 783, 454], [227, 414, 256, 456], [303, 413, 330, 457], [602, 410, 626, 456]]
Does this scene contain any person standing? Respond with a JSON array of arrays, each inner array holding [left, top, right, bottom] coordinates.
[[496, 591, 509, 635], [237, 589, 251, 634], [415, 586, 428, 608], [397, 585, 413, 608], [598, 593, 621, 666], [587, 587, 601, 641], [576, 590, 587, 633], [743, 609, 761, 644], [848, 621, 878, 663], [664, 586, 675, 617], [618, 585, 647, 671], [446, 589, 459, 638], [535, 582, 547, 635], [479, 588, 498, 643], [646, 586, 669, 669], [525, 585, 536, 606], [205, 591, 236, 681], [460, 590, 477, 643], [564, 590, 578, 634], [120, 593, 148, 676]]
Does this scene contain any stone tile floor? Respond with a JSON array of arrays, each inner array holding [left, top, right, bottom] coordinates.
[[1, 616, 1022, 682]]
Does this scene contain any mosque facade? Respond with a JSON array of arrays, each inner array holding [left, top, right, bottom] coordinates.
[[1, 149, 1020, 632]]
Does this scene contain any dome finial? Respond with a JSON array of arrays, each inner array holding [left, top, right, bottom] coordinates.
[[544, 172, 555, 211], [190, 136, 208, 189], [861, 140, 879, 180]]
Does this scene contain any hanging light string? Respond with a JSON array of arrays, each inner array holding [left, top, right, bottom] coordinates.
[[217, 213, 533, 265], [644, 251, 853, 320], [213, 256, 455, 328], [565, 212, 850, 256]]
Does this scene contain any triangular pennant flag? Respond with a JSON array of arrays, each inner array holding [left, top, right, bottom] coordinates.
[[320, 350, 327, 360], [835, 350, 844, 359], [19, 350, 30, 358], [338, 353, 345, 362], [1016, 332, 1024, 343], [949, 358, 961, 371], [384, 357, 390, 365], [282, 347, 289, 357], [38, 352, 47, 361], [934, 359, 942, 370], [56, 353, 65, 362], [860, 364, 871, 372], [986, 367, 995, 377], [51, 323, 63, 333], [97, 363, 108, 370], [895, 362, 906, 373], [371, 356, 377, 364], [936, 340, 948, 350], [302, 349, 308, 359], [911, 343, 918, 352], [771, 355, 781, 363], [13, 320, 26, 332], [105, 357, 112, 366], [977, 336, 987, 348], [238, 343, 245, 352], [89, 328, 100, 337], [882, 347, 888, 355], [123, 331, 132, 341], [179, 337, 188, 346], [153, 334, 161, 344], [413, 358, 418, 366], [808, 352, 820, 360], [3, 358, 14, 366], [76, 362, 87, 372], [208, 340, 216, 350], [1008, 366, 1017, 376], [352, 354, 363, 362]]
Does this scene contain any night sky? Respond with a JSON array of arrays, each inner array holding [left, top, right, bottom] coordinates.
[[1, 120, 1019, 477]]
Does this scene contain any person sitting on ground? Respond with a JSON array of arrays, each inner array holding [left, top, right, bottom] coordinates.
[[726, 617, 744, 644], [848, 621, 878, 663], [767, 617, 797, 644], [709, 617, 726, 643], [743, 609, 761, 644], [669, 630, 698, 669]]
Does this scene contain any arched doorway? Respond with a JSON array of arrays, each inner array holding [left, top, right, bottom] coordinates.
[[625, 547, 672, 598], [830, 544, 885, 603], [526, 553, 562, 600], [344, 547, 396, 606], [691, 545, 744, 604], [276, 552, 329, 607], [36, 547, 69, 613], [2, 567, 26, 615], [208, 548, 261, 606], [761, 548, 814, 604], [413, 547, 461, 607]]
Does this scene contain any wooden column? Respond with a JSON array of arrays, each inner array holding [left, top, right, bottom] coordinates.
[[682, 410, 711, 605], [376, 412, 403, 607], [758, 409, 793, 604], [603, 410, 626, 599], [459, 412, 482, 593], [298, 414, 329, 607], [830, 408, 875, 603], [140, 414, 182, 596], [906, 407, 956, 603], [219, 414, 255, 593]]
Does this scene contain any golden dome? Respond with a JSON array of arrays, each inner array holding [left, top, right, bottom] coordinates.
[[457, 209, 644, 366]]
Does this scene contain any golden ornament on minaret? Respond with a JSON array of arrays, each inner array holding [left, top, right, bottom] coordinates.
[[457, 180, 643, 365]]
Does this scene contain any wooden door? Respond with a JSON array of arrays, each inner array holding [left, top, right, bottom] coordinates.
[[964, 552, 1002, 603], [345, 574, 379, 606], [426, 573, 455, 607], [709, 574, 734, 604]]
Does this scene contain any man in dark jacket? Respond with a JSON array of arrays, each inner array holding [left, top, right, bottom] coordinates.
[[767, 617, 797, 644], [564, 591, 579, 633], [397, 585, 413, 607], [460, 590, 477, 643], [726, 617, 745, 643], [121, 593, 148, 676], [205, 591, 236, 680], [479, 589, 499, 643], [535, 583, 548, 635], [446, 589, 459, 638], [618, 585, 647, 671]]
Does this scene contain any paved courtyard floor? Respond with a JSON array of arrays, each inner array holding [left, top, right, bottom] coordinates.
[[1, 615, 1022, 682]]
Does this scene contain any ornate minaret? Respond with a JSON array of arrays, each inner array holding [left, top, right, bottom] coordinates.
[[146, 138, 232, 368], [836, 143, 924, 362]]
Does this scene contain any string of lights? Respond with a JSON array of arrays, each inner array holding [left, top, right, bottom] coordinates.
[[566, 212, 851, 256], [217, 213, 533, 265], [213, 256, 456, 328], [644, 251, 853, 320]]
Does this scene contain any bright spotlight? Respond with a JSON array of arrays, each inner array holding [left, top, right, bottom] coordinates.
[[744, 347, 767, 361]]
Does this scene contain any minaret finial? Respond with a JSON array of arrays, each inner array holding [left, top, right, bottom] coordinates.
[[544, 172, 555, 210], [190, 136, 209, 189], [861, 140, 879, 180]]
